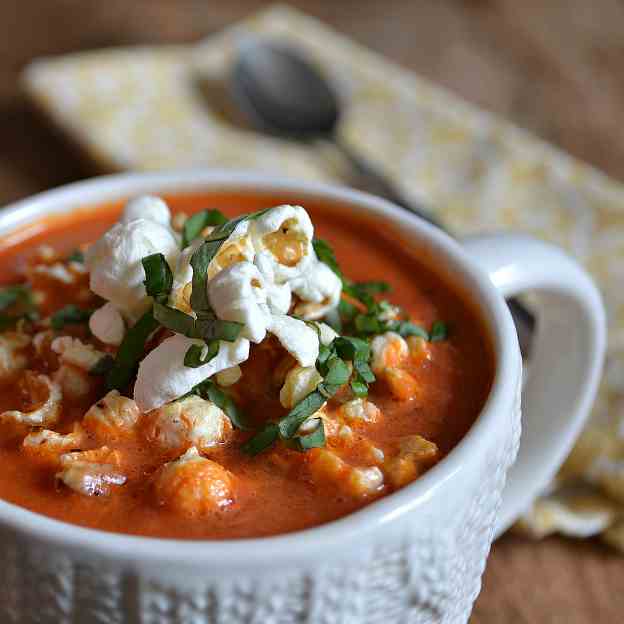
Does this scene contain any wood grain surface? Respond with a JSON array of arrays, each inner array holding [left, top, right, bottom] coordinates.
[[1, 2, 623, 622]]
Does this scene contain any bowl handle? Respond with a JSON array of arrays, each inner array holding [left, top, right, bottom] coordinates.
[[463, 233, 606, 535]]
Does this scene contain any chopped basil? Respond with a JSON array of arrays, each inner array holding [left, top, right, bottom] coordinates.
[[241, 423, 279, 456], [277, 390, 327, 439], [142, 253, 173, 303], [350, 280, 390, 295], [153, 303, 196, 335], [353, 357, 375, 384], [430, 321, 448, 342], [333, 336, 370, 361], [106, 309, 160, 391], [386, 320, 429, 340], [350, 379, 369, 397], [322, 307, 342, 333], [50, 305, 92, 330], [189, 239, 221, 315], [313, 238, 344, 281], [321, 357, 351, 386], [181, 209, 227, 249], [0, 285, 38, 329], [290, 418, 326, 452], [193, 379, 250, 430], [184, 341, 219, 368], [0, 285, 30, 311], [153, 302, 242, 342], [89, 354, 115, 376], [66, 249, 84, 263]]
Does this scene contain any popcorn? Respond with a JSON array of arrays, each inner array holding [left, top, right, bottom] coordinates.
[[280, 365, 323, 408], [89, 302, 125, 346], [22, 427, 84, 465], [154, 446, 235, 516], [208, 261, 272, 343], [341, 398, 381, 423], [143, 395, 232, 453], [85, 218, 179, 320], [207, 219, 255, 280], [268, 314, 319, 367], [215, 366, 242, 387], [56, 447, 126, 497], [53, 365, 93, 401], [370, 332, 409, 374], [316, 322, 339, 346], [253, 252, 292, 313], [309, 448, 383, 498], [516, 493, 618, 539], [0, 332, 31, 380], [251, 205, 314, 283], [290, 260, 342, 320], [34, 263, 75, 284], [384, 435, 439, 488], [83, 390, 141, 439], [51, 336, 106, 371], [134, 334, 250, 412], [0, 373, 62, 427], [121, 195, 171, 226]]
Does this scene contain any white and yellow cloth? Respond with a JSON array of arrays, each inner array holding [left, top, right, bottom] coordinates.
[[21, 4, 624, 548]]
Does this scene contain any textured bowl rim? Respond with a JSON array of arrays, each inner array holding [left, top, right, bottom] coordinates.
[[0, 170, 520, 569]]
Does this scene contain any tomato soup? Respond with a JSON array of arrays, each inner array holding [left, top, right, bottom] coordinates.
[[0, 192, 494, 539]]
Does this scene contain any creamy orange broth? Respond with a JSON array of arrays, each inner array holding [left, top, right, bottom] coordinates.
[[0, 192, 494, 539]]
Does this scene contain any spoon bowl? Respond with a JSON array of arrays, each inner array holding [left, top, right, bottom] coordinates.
[[232, 41, 340, 138]]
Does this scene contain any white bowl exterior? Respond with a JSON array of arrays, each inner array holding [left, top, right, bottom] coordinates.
[[0, 171, 523, 624]]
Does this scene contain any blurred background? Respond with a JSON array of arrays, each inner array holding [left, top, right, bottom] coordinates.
[[2, 2, 624, 622]]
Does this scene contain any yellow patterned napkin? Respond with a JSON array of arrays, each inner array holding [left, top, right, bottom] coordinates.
[[21, 5, 624, 548]]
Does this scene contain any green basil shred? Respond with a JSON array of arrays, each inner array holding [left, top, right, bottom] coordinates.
[[50, 305, 92, 330]]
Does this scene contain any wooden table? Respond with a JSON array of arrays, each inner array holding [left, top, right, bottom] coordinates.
[[2, 2, 623, 621]]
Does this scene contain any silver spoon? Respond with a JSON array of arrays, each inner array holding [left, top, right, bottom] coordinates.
[[230, 40, 534, 352]]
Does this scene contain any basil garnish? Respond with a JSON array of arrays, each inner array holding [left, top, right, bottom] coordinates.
[[106, 308, 160, 391], [66, 249, 84, 263], [192, 378, 250, 430], [430, 321, 448, 342], [181, 209, 227, 249], [0, 285, 38, 329], [89, 354, 115, 376], [50, 305, 92, 330], [289, 418, 326, 452], [142, 253, 173, 303], [153, 302, 242, 342], [241, 423, 279, 456], [184, 341, 219, 368]]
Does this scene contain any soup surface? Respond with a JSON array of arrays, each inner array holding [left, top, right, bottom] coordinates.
[[0, 191, 494, 539]]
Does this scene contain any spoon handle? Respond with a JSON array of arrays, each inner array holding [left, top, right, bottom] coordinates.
[[333, 137, 446, 229], [332, 135, 535, 352]]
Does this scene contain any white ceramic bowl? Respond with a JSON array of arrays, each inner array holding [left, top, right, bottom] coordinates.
[[0, 171, 605, 624]]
